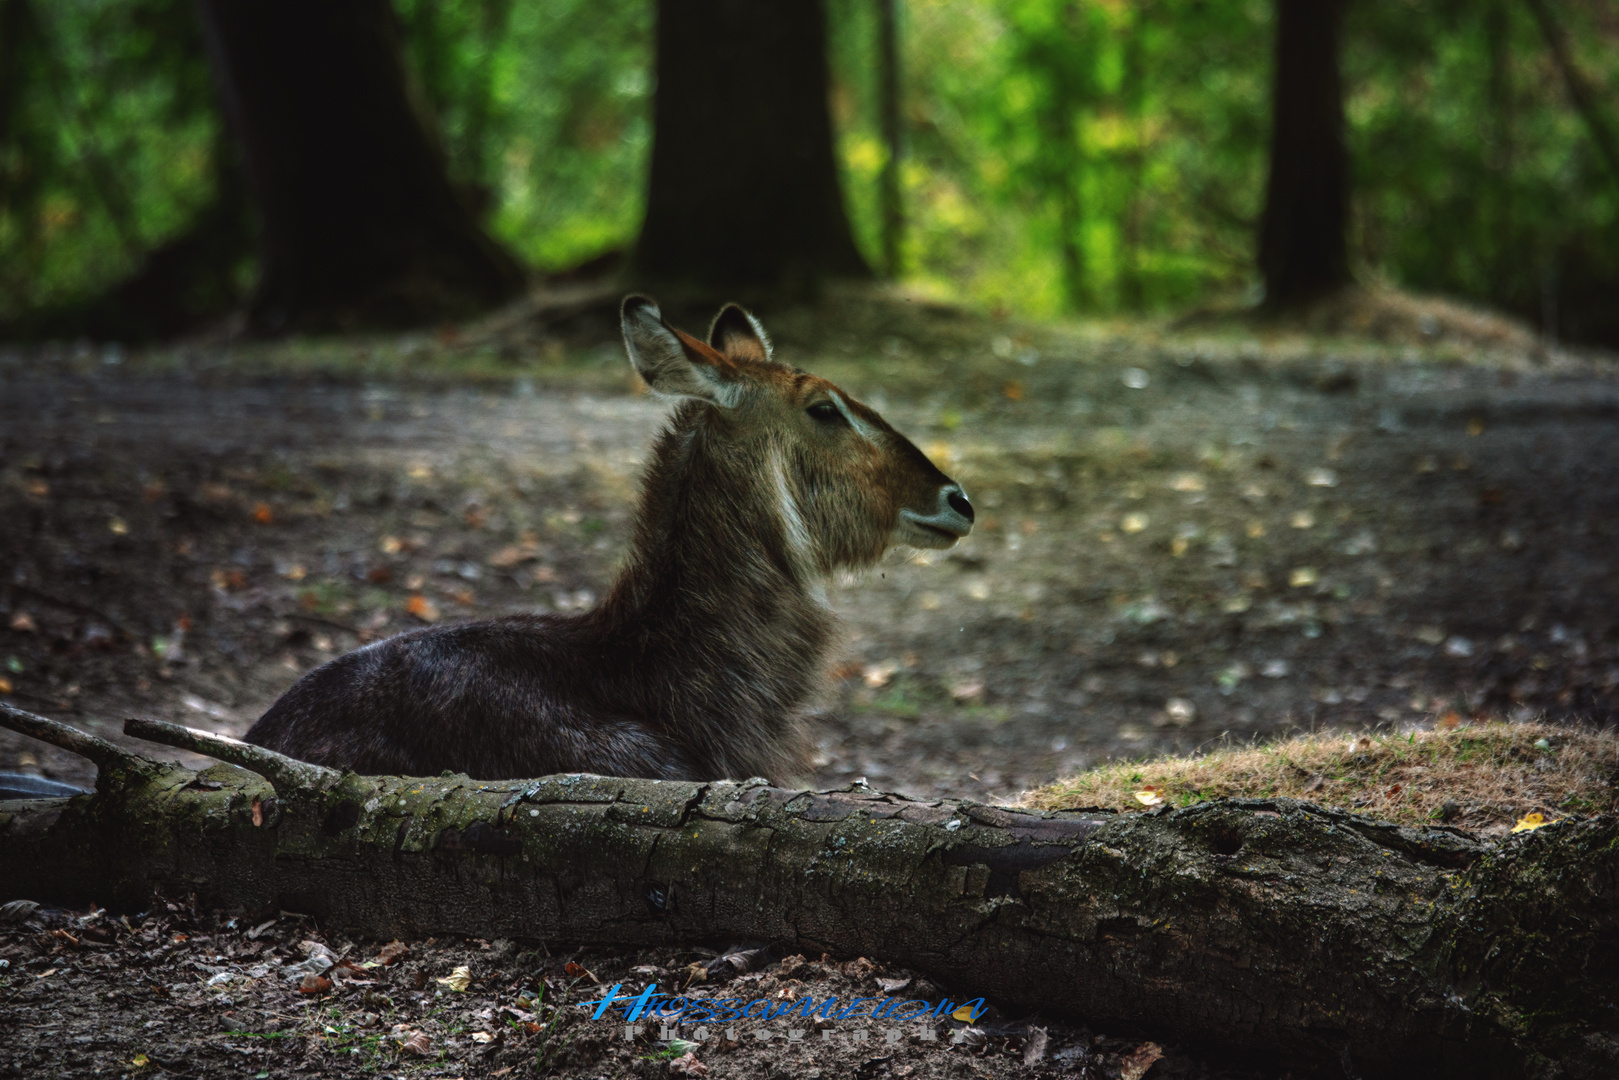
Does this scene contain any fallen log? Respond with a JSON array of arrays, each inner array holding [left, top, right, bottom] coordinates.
[[1, 703, 1614, 1078]]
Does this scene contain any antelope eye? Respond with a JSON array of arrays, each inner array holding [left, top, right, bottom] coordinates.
[[806, 401, 842, 424]]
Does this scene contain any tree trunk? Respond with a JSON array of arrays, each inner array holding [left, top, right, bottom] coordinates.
[[1, 708, 1615, 1079], [633, 0, 870, 294], [195, 0, 525, 335], [1257, 0, 1352, 307]]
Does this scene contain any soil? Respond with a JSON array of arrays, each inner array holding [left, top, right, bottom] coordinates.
[[3, 294, 1616, 805], [2, 291, 1617, 1077], [0, 901, 1255, 1080]]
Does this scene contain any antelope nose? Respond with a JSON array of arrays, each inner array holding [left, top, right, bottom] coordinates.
[[946, 487, 974, 523]]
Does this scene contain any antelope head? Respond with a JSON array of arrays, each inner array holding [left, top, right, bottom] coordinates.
[[621, 296, 974, 576]]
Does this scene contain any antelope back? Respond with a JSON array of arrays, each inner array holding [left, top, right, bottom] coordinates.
[[620, 297, 974, 576]]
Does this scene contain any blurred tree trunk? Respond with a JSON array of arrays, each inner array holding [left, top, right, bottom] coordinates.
[[196, 0, 525, 334], [633, 0, 870, 293], [877, 0, 903, 279], [1257, 0, 1352, 307]]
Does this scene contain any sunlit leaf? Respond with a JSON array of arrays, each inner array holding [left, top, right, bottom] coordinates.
[[1511, 813, 1557, 833], [436, 965, 473, 991], [1120, 512, 1148, 533]]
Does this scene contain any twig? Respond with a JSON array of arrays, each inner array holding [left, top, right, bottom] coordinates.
[[284, 612, 359, 635], [123, 717, 341, 796], [0, 702, 138, 770]]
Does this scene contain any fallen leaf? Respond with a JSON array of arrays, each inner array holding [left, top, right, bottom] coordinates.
[[1512, 813, 1558, 833], [1290, 510, 1315, 529], [1437, 711, 1462, 730], [486, 545, 534, 569], [1288, 567, 1318, 587], [1120, 512, 1148, 534], [436, 965, 473, 991], [9, 612, 37, 633], [405, 595, 440, 623], [1169, 473, 1205, 492], [1120, 1041, 1164, 1080], [109, 517, 129, 535], [863, 659, 900, 689], [299, 974, 332, 994], [251, 503, 273, 525], [401, 1031, 433, 1056], [669, 1051, 708, 1077], [950, 1003, 979, 1021], [1023, 1026, 1050, 1066], [1306, 468, 1339, 488], [470, 1031, 495, 1044], [1133, 788, 1164, 807], [376, 941, 410, 966], [131, 1053, 150, 1068], [1002, 380, 1025, 401]]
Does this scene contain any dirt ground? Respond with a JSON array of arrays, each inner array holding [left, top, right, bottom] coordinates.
[[3, 290, 1617, 808], [0, 901, 1260, 1080], [3, 291, 1619, 1078]]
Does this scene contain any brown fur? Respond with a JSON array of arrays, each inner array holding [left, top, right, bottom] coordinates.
[[244, 298, 972, 782]]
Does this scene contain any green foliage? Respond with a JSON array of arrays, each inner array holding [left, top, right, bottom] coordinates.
[[3, 0, 1617, 341], [0, 0, 225, 319], [392, 0, 652, 271]]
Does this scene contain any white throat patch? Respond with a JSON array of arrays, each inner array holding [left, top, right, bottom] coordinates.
[[768, 449, 821, 599]]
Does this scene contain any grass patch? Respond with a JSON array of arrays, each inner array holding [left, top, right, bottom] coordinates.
[[1023, 721, 1619, 831]]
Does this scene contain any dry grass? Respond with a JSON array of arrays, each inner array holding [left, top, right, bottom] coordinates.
[[1023, 721, 1619, 833]]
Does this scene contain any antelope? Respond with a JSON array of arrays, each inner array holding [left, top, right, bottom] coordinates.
[[244, 297, 973, 783]]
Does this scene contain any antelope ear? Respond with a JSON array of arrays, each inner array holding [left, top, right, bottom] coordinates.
[[621, 295, 742, 406], [708, 303, 772, 363]]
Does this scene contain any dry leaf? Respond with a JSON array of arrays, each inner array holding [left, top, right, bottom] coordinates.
[[405, 595, 440, 623], [299, 974, 332, 994], [376, 941, 410, 966], [470, 1032, 495, 1044], [669, 1051, 708, 1077], [1120, 1041, 1164, 1080], [486, 545, 534, 569], [402, 1031, 433, 1056], [130, 1053, 150, 1068], [436, 965, 473, 991], [1133, 788, 1164, 807], [251, 503, 273, 525], [1121, 512, 1148, 533], [1512, 813, 1557, 833], [1023, 1027, 1050, 1067]]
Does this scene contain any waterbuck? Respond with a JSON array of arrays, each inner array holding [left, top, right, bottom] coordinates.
[[244, 296, 974, 782]]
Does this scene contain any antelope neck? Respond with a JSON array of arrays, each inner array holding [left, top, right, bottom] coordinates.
[[595, 413, 836, 723]]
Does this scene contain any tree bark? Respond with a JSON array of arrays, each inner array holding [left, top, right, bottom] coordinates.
[[1257, 0, 1352, 307], [195, 0, 525, 334], [1, 708, 1615, 1078], [633, 0, 870, 294]]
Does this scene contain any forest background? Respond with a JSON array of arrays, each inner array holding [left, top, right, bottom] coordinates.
[[2, 0, 1617, 346]]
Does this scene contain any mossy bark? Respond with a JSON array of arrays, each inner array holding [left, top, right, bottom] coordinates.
[[2, 756, 1614, 1078]]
